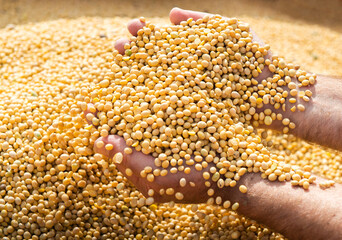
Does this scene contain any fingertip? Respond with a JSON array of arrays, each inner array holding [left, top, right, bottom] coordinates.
[[169, 7, 187, 25], [127, 18, 146, 36], [114, 38, 130, 55], [169, 7, 208, 25]]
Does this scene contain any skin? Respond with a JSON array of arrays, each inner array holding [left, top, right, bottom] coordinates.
[[92, 8, 342, 240]]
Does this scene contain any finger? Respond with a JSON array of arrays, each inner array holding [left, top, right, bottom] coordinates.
[[114, 18, 146, 55], [114, 38, 130, 55], [127, 18, 146, 36], [169, 7, 211, 25]]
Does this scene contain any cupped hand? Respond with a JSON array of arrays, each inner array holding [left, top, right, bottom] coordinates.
[[116, 8, 288, 130], [116, 7, 273, 82], [94, 135, 237, 204], [92, 8, 276, 204]]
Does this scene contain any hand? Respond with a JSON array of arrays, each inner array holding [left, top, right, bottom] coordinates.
[[115, 8, 273, 83], [90, 8, 335, 206], [85, 104, 221, 204], [87, 8, 342, 240], [92, 8, 277, 205], [93, 135, 233, 204], [115, 8, 299, 132]]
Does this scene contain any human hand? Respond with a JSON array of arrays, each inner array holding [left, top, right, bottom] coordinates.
[[90, 8, 285, 205], [88, 8, 316, 204], [86, 9, 342, 240], [90, 8, 275, 205], [93, 134, 239, 205], [115, 8, 273, 83], [114, 8, 303, 133], [85, 102, 235, 204]]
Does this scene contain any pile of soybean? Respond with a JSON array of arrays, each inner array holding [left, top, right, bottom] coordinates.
[[86, 15, 316, 205], [0, 16, 341, 240]]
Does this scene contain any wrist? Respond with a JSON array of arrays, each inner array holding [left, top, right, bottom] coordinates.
[[223, 171, 342, 240]]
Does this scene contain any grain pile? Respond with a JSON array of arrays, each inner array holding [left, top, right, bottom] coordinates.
[[86, 15, 316, 205], [0, 16, 341, 240]]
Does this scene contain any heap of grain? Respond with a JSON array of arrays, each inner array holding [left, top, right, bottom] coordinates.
[[85, 15, 316, 205], [0, 16, 340, 240]]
